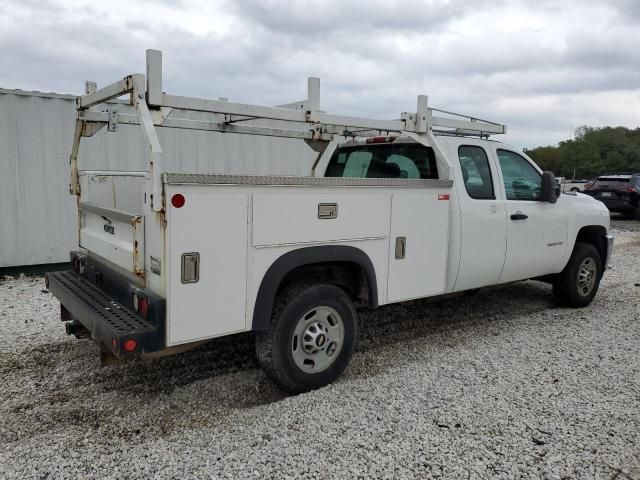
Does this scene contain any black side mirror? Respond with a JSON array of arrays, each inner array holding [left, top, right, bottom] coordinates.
[[539, 171, 559, 203]]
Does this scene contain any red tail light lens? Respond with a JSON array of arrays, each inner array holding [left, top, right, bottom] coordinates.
[[139, 297, 149, 318], [123, 339, 138, 352], [171, 194, 186, 208]]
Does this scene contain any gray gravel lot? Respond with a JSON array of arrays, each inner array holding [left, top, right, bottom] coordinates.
[[1, 218, 639, 479]]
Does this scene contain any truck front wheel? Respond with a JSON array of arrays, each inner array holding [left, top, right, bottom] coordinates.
[[553, 242, 602, 307], [255, 283, 357, 394]]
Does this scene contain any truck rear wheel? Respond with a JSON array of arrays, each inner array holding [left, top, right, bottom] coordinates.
[[553, 242, 602, 307], [255, 283, 357, 394]]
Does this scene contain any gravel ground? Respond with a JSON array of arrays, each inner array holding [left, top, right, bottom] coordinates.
[[1, 218, 639, 479]]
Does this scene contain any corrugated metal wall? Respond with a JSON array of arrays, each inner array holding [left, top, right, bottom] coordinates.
[[0, 89, 318, 267]]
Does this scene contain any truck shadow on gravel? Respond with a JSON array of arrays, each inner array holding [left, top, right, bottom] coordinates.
[[1, 280, 558, 442], [76, 282, 555, 393]]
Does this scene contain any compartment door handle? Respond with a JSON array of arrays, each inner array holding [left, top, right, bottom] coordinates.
[[395, 237, 406, 259]]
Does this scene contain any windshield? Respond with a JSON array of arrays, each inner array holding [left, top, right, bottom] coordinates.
[[325, 143, 438, 179]]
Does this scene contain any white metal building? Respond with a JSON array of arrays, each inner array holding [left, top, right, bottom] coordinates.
[[0, 88, 317, 268]]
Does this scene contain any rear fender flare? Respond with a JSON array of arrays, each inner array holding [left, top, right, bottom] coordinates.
[[251, 245, 378, 331]]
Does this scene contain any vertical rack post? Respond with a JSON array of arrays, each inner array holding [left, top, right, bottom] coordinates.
[[307, 77, 320, 122], [146, 49, 163, 107], [415, 95, 428, 133]]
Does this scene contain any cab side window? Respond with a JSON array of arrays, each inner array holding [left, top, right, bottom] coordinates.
[[497, 149, 542, 200], [458, 146, 495, 200]]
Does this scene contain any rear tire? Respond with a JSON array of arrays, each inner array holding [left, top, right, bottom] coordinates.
[[255, 283, 357, 394], [553, 242, 601, 307]]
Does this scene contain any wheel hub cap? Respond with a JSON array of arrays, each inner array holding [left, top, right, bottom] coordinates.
[[292, 306, 344, 373], [577, 257, 597, 297]]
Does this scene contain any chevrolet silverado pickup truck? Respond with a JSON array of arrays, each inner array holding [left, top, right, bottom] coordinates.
[[46, 50, 613, 393]]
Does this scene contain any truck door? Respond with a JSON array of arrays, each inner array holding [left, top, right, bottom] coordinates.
[[450, 140, 507, 291], [491, 147, 568, 283]]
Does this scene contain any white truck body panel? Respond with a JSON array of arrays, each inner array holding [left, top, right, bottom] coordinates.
[[252, 193, 389, 247], [163, 182, 451, 345], [166, 188, 249, 344], [387, 192, 449, 302]]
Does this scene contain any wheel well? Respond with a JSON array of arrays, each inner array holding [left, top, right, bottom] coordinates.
[[278, 261, 368, 305], [251, 245, 378, 331], [575, 225, 607, 267]]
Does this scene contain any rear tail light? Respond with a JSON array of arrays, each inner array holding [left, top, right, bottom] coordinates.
[[366, 136, 397, 144], [626, 187, 636, 193], [139, 297, 149, 318], [132, 293, 150, 318], [123, 339, 138, 352]]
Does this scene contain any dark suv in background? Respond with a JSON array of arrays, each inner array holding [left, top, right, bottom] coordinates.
[[584, 173, 640, 218]]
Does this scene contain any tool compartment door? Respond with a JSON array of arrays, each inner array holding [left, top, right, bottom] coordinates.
[[387, 192, 450, 302], [166, 186, 249, 345]]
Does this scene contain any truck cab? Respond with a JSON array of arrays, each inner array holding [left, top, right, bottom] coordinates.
[[323, 134, 611, 294]]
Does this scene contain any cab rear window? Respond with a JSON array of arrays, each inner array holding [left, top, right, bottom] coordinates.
[[325, 143, 438, 179]]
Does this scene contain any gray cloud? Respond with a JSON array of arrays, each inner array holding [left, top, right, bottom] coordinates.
[[0, 0, 637, 148]]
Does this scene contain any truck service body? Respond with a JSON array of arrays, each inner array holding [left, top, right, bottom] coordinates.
[[46, 50, 613, 392]]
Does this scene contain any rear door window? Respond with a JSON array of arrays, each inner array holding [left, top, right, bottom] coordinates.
[[458, 145, 495, 199], [325, 143, 438, 179]]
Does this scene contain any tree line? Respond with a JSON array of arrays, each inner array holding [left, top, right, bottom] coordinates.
[[525, 126, 640, 179]]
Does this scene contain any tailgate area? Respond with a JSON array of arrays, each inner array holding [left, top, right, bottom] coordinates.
[[79, 203, 144, 275]]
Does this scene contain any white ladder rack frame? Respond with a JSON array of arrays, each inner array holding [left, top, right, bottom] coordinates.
[[70, 49, 506, 212]]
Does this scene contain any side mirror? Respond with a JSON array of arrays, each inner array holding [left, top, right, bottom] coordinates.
[[540, 171, 559, 203]]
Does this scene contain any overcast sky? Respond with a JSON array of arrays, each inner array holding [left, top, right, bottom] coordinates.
[[1, 0, 638, 148]]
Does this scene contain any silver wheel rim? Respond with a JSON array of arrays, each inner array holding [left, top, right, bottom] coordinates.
[[577, 257, 597, 297], [292, 306, 344, 373]]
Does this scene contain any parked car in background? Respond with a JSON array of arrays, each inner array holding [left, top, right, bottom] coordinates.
[[562, 179, 591, 192], [584, 173, 640, 218]]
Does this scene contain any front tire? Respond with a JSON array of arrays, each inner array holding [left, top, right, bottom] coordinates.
[[255, 283, 357, 394], [553, 242, 602, 307]]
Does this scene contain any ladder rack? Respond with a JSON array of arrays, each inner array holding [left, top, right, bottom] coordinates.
[[70, 49, 506, 211]]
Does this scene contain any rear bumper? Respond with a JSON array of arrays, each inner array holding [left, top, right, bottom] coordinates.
[[45, 258, 165, 359]]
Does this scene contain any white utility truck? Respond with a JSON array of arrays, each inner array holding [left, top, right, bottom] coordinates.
[[46, 50, 613, 393]]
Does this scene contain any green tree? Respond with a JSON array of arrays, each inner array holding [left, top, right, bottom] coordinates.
[[526, 125, 640, 179]]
